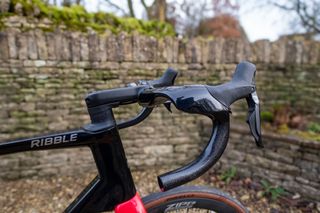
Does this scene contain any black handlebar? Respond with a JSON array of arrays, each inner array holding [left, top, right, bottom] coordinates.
[[85, 61, 262, 192], [139, 84, 231, 190], [138, 61, 262, 191], [85, 68, 178, 108], [158, 114, 230, 191]]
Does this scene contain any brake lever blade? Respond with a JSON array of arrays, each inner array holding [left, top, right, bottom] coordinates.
[[246, 91, 263, 148], [164, 102, 172, 113], [117, 107, 153, 129]]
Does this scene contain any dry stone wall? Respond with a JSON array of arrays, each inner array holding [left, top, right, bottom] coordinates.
[[0, 16, 319, 200], [205, 122, 320, 201]]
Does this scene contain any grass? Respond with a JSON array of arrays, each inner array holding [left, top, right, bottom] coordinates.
[[1, 0, 175, 37], [261, 180, 286, 201], [219, 166, 237, 184]]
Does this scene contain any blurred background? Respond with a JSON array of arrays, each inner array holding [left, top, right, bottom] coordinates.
[[0, 0, 319, 212], [46, 0, 320, 41]]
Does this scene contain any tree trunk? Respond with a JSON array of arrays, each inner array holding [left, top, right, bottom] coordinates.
[[62, 0, 72, 7], [127, 0, 136, 17], [157, 0, 166, 22]]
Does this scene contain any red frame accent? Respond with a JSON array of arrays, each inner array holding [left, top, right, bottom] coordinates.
[[115, 192, 147, 213]]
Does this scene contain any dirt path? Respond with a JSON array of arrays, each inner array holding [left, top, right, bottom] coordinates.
[[0, 169, 318, 212]]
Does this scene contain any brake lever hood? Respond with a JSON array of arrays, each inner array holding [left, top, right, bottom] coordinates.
[[139, 85, 229, 117]]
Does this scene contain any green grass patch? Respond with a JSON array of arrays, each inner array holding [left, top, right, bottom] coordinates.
[[219, 166, 237, 184], [261, 180, 286, 201], [261, 111, 274, 123], [307, 122, 320, 133]]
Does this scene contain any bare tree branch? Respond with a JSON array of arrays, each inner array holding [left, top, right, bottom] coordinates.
[[270, 0, 320, 34], [105, 0, 128, 16], [296, 0, 320, 33], [140, 0, 151, 19], [270, 2, 294, 11]]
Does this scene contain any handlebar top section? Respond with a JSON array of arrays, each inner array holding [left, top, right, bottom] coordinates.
[[85, 68, 178, 108]]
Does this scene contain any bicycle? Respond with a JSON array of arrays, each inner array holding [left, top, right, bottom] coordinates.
[[0, 61, 262, 213]]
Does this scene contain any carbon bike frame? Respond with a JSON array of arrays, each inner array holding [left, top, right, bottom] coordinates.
[[0, 106, 146, 213]]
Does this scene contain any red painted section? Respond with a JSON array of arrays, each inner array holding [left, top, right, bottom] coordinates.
[[115, 193, 147, 213]]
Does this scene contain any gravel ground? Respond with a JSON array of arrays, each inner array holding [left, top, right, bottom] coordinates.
[[0, 169, 318, 213]]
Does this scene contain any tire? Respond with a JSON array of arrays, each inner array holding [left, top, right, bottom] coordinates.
[[142, 186, 248, 213]]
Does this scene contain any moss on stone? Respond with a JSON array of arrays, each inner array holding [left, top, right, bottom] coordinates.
[[297, 131, 320, 142], [308, 122, 320, 134], [261, 111, 274, 123], [2, 0, 175, 37]]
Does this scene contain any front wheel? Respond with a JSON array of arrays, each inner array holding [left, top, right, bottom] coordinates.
[[142, 186, 247, 213]]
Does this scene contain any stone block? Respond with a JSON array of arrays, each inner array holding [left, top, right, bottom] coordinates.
[[270, 40, 286, 64], [178, 39, 186, 63], [46, 32, 56, 60], [302, 152, 320, 163], [106, 34, 119, 61], [144, 145, 173, 156], [201, 40, 210, 64], [296, 159, 318, 170], [60, 32, 72, 61], [54, 31, 64, 60], [0, 158, 19, 169], [245, 153, 300, 175], [7, 29, 19, 59], [88, 32, 100, 62], [27, 31, 38, 60], [35, 30, 48, 60], [37, 167, 59, 176], [157, 38, 170, 62], [264, 150, 293, 164], [80, 34, 89, 61], [235, 39, 247, 62], [308, 41, 319, 65], [133, 34, 157, 62], [208, 38, 224, 64], [185, 39, 202, 63], [16, 32, 28, 60], [301, 168, 318, 180], [98, 34, 107, 62], [0, 171, 20, 180], [20, 169, 38, 177], [225, 149, 246, 161], [0, 32, 9, 60], [222, 39, 237, 63], [174, 144, 199, 153], [118, 32, 133, 61], [172, 37, 179, 63], [252, 39, 271, 63], [70, 32, 81, 61], [0, 0, 10, 13], [285, 40, 303, 64]]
